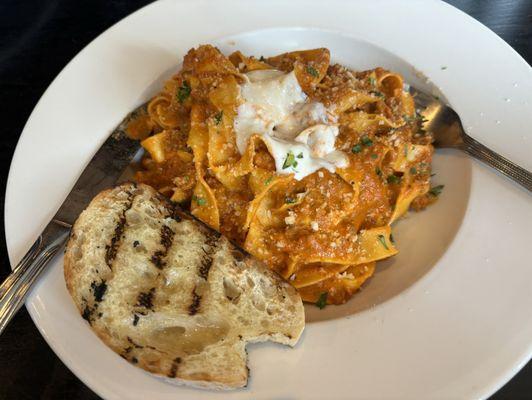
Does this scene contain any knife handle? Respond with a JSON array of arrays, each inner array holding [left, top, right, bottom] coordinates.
[[0, 220, 71, 335]]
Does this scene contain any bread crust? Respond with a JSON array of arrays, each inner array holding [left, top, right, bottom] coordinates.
[[64, 183, 304, 390]]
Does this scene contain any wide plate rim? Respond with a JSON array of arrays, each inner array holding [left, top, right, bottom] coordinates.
[[5, 1, 532, 399]]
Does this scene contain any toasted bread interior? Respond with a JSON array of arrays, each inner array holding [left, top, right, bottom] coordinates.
[[64, 183, 305, 390]]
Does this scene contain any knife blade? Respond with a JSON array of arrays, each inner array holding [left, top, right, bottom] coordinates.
[[54, 103, 147, 226], [0, 102, 147, 334]]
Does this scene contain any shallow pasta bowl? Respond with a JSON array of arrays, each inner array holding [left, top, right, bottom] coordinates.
[[5, 1, 532, 399]]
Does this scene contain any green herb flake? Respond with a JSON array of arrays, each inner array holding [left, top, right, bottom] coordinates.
[[316, 292, 328, 309], [282, 151, 297, 169], [375, 167, 382, 177], [387, 174, 402, 184], [371, 90, 385, 98], [371, 153, 378, 159], [264, 176, 273, 186], [177, 81, 191, 103], [429, 185, 444, 197], [409, 167, 417, 175], [418, 115, 429, 123], [368, 76, 377, 86], [297, 152, 304, 159], [214, 111, 223, 125], [306, 66, 319, 78], [360, 135, 373, 147], [377, 234, 389, 250], [441, 66, 448, 70], [351, 144, 362, 154], [403, 114, 415, 123], [285, 197, 296, 204], [192, 195, 207, 206]]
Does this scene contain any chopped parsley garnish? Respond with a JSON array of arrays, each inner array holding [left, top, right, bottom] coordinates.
[[297, 152, 304, 159], [316, 292, 328, 309], [418, 115, 429, 123], [285, 197, 296, 204], [368, 76, 377, 86], [375, 167, 382, 177], [409, 167, 417, 175], [306, 66, 319, 78], [177, 81, 191, 103], [214, 111, 223, 125], [282, 151, 298, 169], [371, 153, 378, 159], [371, 90, 385, 98], [387, 174, 402, 184], [429, 185, 444, 197], [403, 114, 414, 123], [360, 135, 373, 147], [352, 136, 373, 154], [377, 234, 389, 250], [192, 195, 206, 206], [264, 176, 273, 185]]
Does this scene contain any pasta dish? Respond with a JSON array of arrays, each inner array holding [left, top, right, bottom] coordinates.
[[128, 45, 442, 306]]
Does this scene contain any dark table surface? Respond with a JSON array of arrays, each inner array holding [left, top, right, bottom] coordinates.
[[0, 1, 530, 399]]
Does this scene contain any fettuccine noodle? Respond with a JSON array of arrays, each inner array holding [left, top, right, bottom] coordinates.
[[131, 45, 441, 306]]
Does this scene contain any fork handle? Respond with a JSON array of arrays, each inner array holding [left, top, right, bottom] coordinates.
[[462, 134, 532, 192], [0, 220, 70, 335]]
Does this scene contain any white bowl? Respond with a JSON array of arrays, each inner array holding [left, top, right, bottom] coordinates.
[[5, 1, 532, 399]]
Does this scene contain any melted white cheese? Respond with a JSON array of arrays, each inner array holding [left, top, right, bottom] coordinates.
[[234, 69, 348, 180], [275, 102, 330, 139]]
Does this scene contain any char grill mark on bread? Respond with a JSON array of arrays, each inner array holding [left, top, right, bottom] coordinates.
[[198, 231, 221, 280], [168, 357, 182, 378], [189, 231, 220, 316], [91, 280, 107, 302], [136, 288, 155, 310], [105, 187, 136, 268], [188, 291, 201, 316], [151, 224, 174, 269], [64, 183, 305, 390]]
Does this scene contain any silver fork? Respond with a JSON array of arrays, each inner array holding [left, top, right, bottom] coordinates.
[[411, 88, 532, 192]]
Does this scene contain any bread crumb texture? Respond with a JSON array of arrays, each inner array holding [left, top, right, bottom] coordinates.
[[64, 183, 305, 390]]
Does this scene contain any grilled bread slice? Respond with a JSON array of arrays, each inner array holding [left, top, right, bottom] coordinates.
[[64, 182, 304, 390]]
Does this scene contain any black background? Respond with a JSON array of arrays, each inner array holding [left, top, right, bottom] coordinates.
[[0, 1, 530, 399]]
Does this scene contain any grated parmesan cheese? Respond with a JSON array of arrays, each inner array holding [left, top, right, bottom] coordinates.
[[284, 211, 296, 225]]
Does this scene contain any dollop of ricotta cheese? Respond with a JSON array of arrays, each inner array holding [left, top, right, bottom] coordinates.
[[234, 69, 348, 180]]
